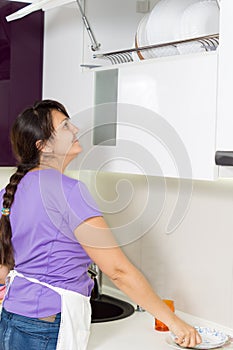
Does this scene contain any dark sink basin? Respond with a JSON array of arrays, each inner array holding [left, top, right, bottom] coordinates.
[[90, 294, 135, 323]]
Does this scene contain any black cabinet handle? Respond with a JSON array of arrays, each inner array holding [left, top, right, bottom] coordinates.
[[215, 151, 233, 166]]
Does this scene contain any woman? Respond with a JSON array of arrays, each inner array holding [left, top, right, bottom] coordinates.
[[0, 100, 201, 350]]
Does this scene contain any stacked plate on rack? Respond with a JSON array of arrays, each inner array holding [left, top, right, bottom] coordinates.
[[134, 0, 220, 60]]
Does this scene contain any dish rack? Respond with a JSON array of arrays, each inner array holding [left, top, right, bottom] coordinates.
[[93, 33, 219, 65]]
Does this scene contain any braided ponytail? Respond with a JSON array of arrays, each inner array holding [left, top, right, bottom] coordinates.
[[0, 165, 34, 268], [0, 99, 69, 269]]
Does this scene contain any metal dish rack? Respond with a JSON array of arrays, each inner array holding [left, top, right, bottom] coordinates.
[[93, 34, 219, 65]]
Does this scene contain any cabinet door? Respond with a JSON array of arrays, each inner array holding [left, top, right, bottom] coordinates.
[[117, 52, 218, 180], [215, 0, 233, 175], [0, 1, 44, 166], [71, 52, 218, 180]]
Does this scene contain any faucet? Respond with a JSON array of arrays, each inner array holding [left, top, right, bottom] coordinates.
[[88, 263, 102, 300]]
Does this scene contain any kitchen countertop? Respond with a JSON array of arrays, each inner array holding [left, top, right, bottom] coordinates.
[[88, 307, 167, 350], [87, 287, 233, 350]]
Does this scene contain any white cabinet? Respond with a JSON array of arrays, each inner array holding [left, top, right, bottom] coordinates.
[[216, 0, 233, 151], [71, 51, 218, 181], [117, 52, 218, 180], [215, 0, 233, 175]]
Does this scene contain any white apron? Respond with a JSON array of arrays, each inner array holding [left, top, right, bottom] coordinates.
[[4, 270, 92, 350]]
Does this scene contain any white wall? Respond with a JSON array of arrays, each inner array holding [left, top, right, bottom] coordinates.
[[0, 168, 15, 189], [27, 0, 233, 328]]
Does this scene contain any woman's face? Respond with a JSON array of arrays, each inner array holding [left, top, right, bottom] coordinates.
[[43, 109, 82, 162]]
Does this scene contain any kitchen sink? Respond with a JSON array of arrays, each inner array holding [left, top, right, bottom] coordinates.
[[90, 294, 135, 323]]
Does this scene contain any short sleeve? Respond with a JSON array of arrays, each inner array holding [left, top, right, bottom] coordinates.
[[65, 181, 102, 232]]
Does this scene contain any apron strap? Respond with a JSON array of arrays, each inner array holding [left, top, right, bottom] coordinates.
[[5, 269, 63, 295]]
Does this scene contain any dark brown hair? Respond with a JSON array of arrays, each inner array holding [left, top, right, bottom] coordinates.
[[0, 99, 69, 269]]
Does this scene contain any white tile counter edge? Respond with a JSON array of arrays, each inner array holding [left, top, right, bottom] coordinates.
[[87, 286, 233, 350]]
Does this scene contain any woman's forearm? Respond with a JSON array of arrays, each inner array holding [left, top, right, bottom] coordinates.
[[108, 262, 201, 348], [109, 261, 176, 327]]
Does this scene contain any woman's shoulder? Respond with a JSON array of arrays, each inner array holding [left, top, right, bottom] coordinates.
[[61, 172, 87, 191], [61, 174, 91, 200], [22, 169, 91, 205], [36, 169, 87, 195], [27, 168, 79, 186]]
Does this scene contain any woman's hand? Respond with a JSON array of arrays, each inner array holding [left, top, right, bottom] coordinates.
[[168, 315, 202, 348]]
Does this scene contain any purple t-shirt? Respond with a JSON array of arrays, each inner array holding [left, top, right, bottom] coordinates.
[[0, 169, 101, 318]]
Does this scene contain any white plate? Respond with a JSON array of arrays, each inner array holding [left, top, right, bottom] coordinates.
[[135, 13, 152, 60], [177, 0, 219, 54], [140, 0, 219, 56], [135, 13, 167, 60], [136, 12, 178, 59], [167, 327, 229, 349], [146, 0, 195, 44], [179, 0, 219, 39]]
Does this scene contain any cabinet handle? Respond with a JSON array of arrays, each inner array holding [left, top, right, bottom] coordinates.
[[215, 151, 233, 166]]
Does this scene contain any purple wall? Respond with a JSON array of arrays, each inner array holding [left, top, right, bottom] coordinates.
[[0, 1, 44, 166]]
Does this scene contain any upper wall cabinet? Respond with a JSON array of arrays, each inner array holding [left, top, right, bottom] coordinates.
[[42, 0, 227, 180], [71, 51, 218, 181], [65, 1, 220, 180], [0, 1, 43, 166]]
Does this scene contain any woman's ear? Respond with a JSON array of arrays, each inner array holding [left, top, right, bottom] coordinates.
[[36, 140, 52, 153]]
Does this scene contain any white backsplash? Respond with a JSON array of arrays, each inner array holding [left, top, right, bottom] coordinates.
[[0, 168, 15, 189]]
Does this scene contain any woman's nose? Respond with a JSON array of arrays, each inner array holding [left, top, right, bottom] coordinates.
[[70, 123, 79, 133]]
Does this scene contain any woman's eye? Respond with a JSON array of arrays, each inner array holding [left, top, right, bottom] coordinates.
[[63, 121, 69, 129]]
